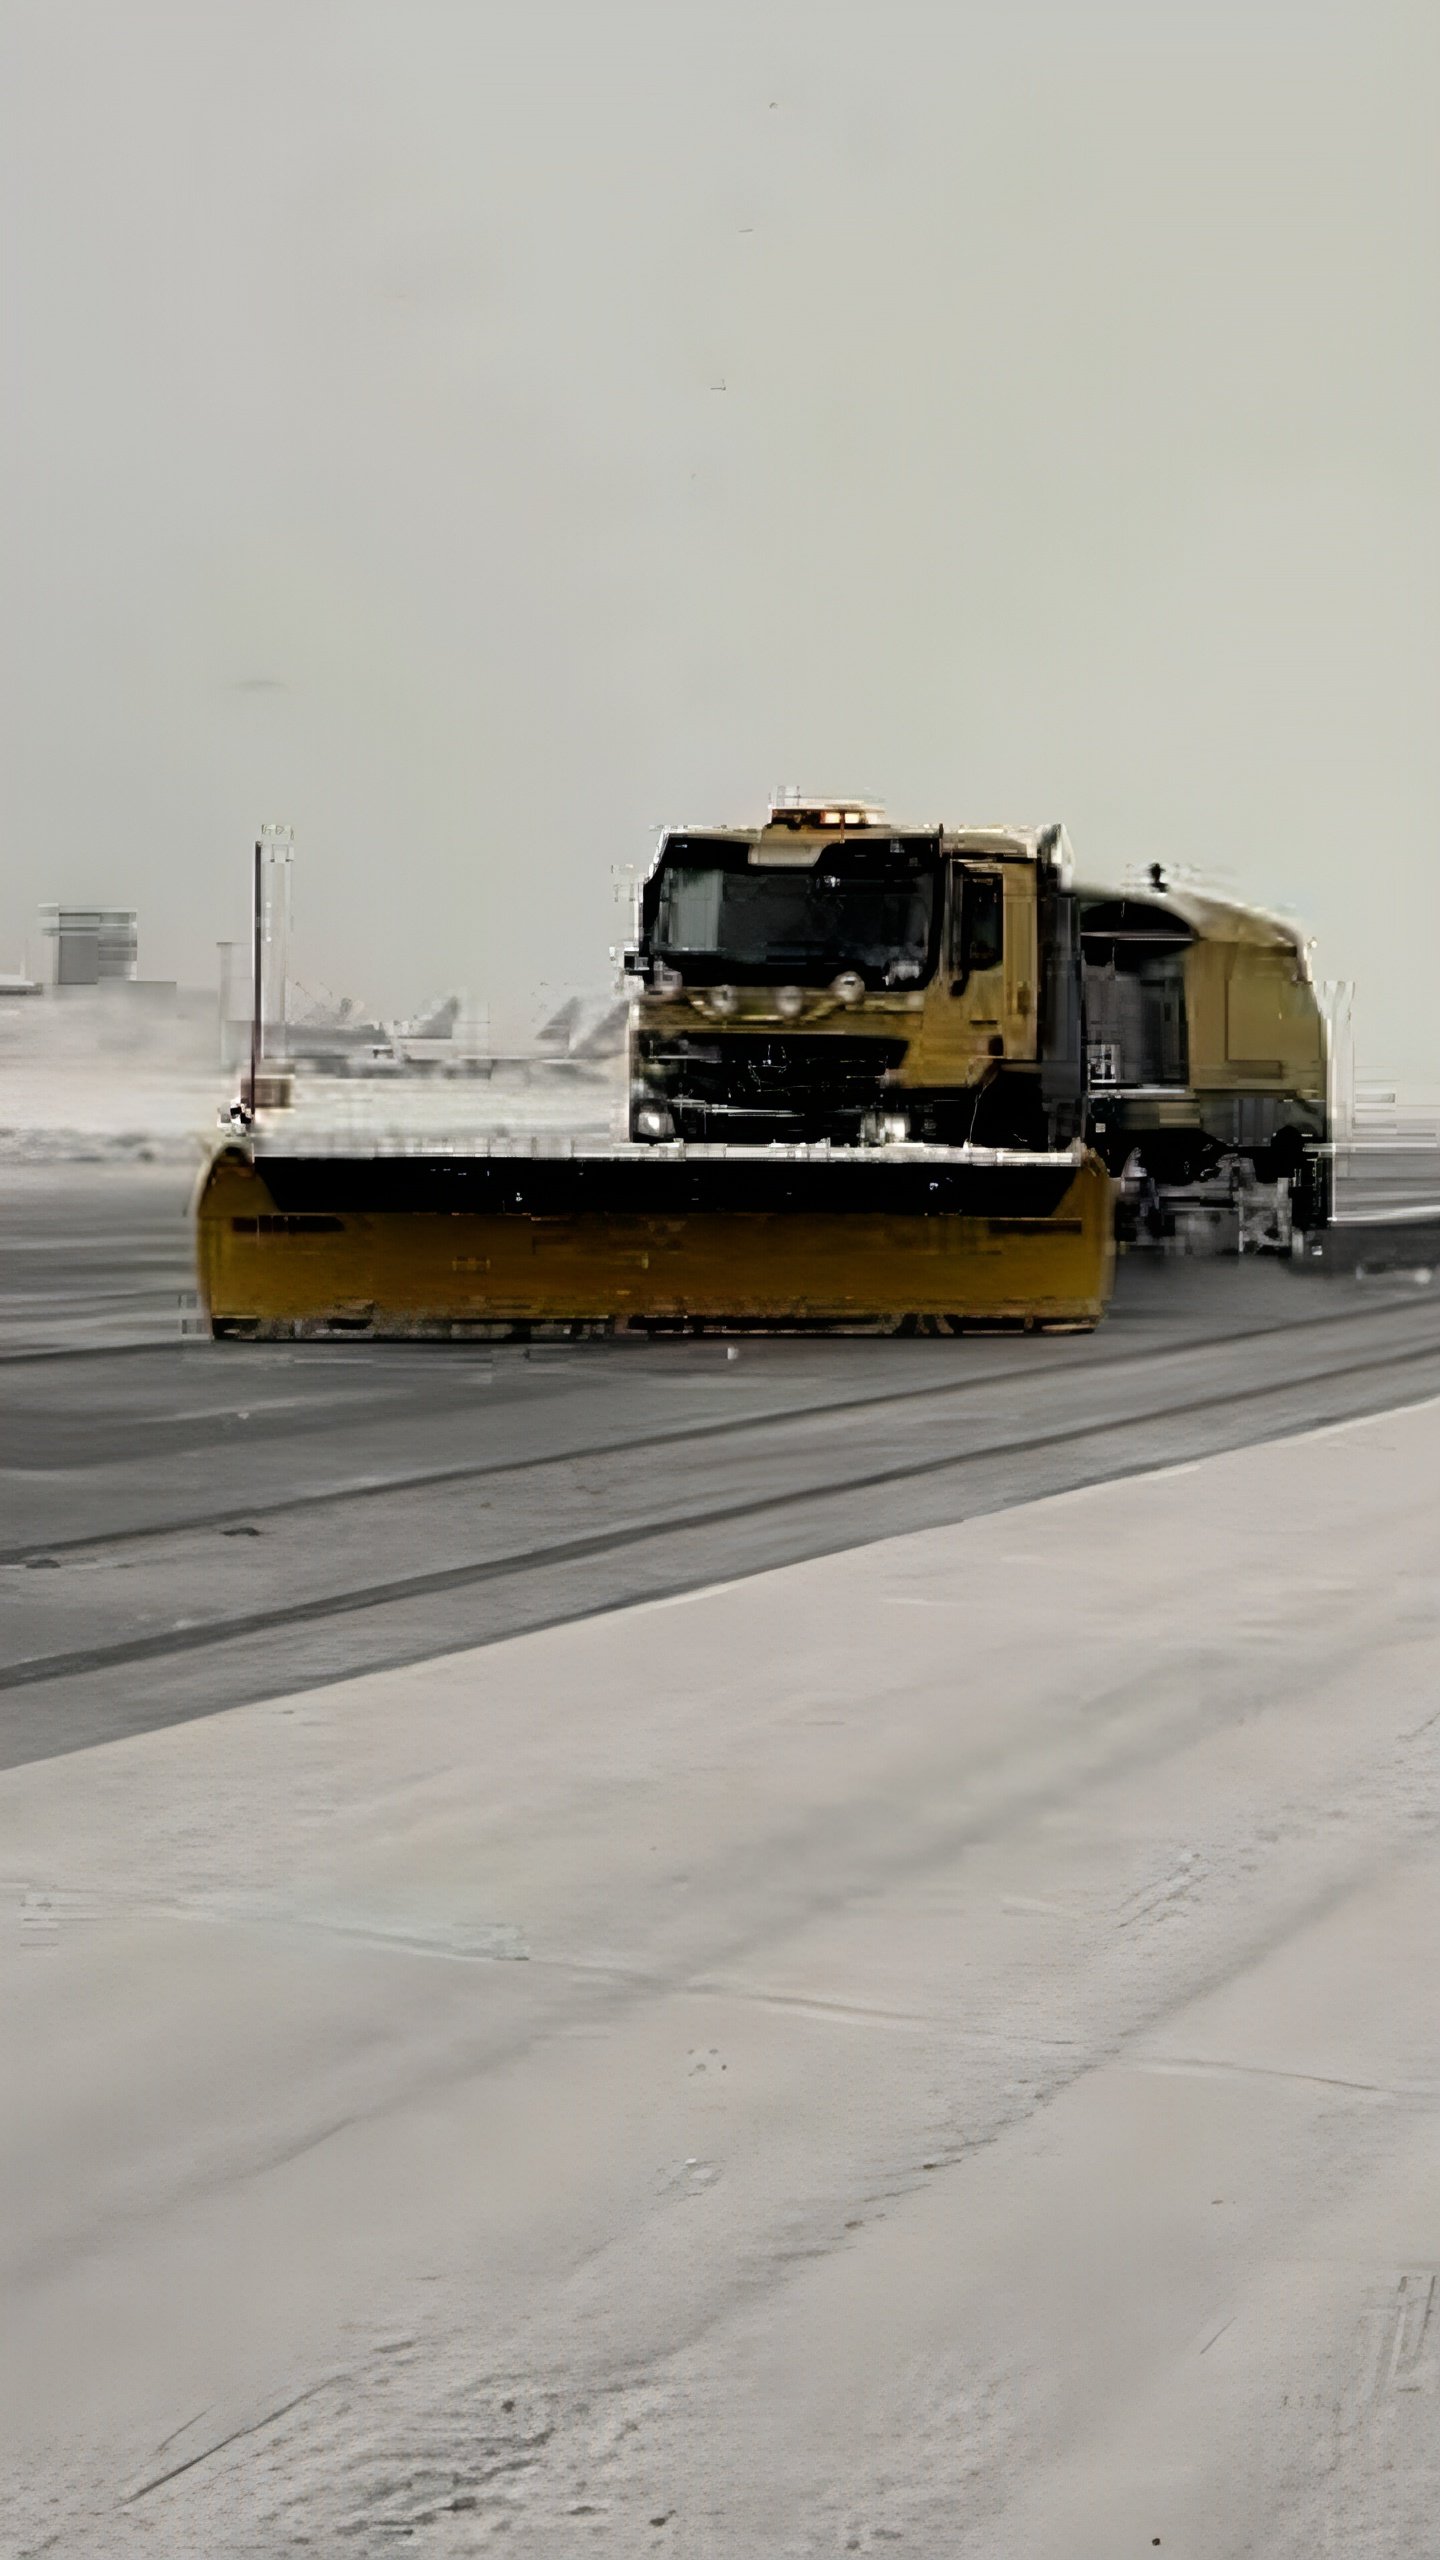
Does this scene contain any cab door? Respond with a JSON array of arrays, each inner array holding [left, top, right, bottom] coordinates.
[[947, 860, 1037, 1061], [947, 861, 1005, 1047]]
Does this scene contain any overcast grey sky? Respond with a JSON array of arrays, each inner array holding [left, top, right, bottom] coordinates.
[[2, 1, 1435, 1060]]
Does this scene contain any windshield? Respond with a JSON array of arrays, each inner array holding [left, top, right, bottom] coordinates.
[[652, 858, 937, 989]]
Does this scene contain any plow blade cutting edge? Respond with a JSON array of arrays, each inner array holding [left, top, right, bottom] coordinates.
[[195, 1142, 1116, 1338]]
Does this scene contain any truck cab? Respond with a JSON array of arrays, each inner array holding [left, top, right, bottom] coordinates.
[[624, 798, 1084, 1151]]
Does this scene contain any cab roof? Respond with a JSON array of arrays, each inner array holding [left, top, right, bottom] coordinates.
[[659, 812, 1059, 862]]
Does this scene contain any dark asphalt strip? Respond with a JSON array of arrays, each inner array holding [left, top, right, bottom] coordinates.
[[5, 1329, 1439, 1699], [3, 1285, 1436, 1568]]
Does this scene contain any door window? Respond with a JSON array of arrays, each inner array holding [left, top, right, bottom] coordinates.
[[950, 868, 1004, 989]]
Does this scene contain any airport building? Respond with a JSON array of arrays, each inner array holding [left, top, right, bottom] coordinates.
[[42, 906, 139, 988]]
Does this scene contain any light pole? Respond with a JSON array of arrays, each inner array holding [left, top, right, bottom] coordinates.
[[244, 824, 294, 1118], [259, 822, 294, 1071]]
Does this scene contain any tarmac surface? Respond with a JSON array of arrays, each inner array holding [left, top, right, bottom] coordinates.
[[6, 1164, 1440, 1771], [5, 1164, 1440, 2555]]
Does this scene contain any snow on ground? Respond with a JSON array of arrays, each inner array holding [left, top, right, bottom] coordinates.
[[8, 1397, 1440, 2554], [0, 994, 623, 1163], [270, 1060, 624, 1156]]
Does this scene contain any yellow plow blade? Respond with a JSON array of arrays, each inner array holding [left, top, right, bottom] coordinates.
[[195, 1143, 1115, 1339]]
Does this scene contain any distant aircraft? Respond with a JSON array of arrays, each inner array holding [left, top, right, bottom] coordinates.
[[536, 997, 583, 1053], [410, 994, 461, 1041], [570, 998, 627, 1061]]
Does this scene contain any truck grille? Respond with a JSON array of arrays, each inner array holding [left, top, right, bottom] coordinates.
[[638, 1031, 907, 1105]]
